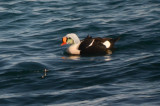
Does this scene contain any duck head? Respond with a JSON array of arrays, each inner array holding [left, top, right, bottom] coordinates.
[[61, 33, 80, 46]]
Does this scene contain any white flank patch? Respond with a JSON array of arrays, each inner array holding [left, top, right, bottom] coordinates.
[[87, 39, 95, 48], [103, 41, 111, 48]]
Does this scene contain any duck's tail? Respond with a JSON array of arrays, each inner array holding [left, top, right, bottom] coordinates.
[[112, 37, 120, 43], [109, 37, 120, 49]]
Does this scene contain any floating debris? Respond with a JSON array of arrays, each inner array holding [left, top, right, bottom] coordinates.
[[41, 69, 48, 79]]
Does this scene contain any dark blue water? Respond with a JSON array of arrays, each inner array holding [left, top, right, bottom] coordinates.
[[0, 0, 160, 105]]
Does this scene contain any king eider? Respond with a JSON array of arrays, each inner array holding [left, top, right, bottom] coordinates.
[[61, 33, 120, 55]]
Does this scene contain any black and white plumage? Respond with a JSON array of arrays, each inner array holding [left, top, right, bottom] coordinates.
[[61, 33, 120, 55]]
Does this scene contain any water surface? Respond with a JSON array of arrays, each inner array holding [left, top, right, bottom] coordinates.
[[0, 0, 160, 105]]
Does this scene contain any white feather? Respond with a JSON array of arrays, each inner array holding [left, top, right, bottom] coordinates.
[[103, 41, 111, 48], [87, 39, 95, 48], [66, 43, 80, 55]]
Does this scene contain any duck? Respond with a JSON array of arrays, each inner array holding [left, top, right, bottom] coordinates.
[[61, 33, 120, 55]]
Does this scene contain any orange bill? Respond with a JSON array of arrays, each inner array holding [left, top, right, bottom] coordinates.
[[61, 37, 67, 46]]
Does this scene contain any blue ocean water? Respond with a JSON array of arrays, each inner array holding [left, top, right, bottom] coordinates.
[[0, 0, 160, 105]]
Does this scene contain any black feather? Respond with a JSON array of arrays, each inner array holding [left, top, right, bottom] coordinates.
[[79, 36, 93, 50]]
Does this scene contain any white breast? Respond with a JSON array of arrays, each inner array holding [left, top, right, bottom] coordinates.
[[66, 43, 80, 55], [103, 41, 111, 48]]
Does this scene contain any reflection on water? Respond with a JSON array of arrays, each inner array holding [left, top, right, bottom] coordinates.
[[61, 55, 80, 60], [61, 55, 112, 62], [106, 49, 113, 55], [104, 55, 112, 61]]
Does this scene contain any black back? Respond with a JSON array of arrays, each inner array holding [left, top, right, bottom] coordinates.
[[79, 36, 107, 55], [78, 35, 93, 51]]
